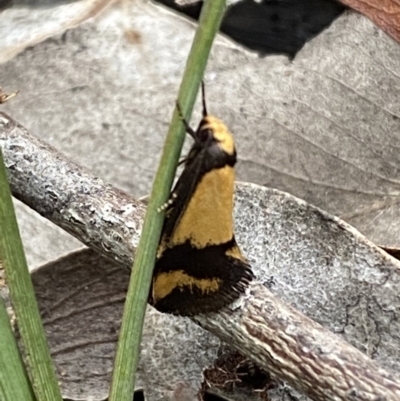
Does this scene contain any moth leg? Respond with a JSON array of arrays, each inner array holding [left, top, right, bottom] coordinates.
[[157, 192, 178, 213], [176, 102, 196, 139], [178, 156, 187, 166]]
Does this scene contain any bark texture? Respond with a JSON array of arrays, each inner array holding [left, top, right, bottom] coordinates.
[[197, 284, 400, 401], [0, 112, 145, 267]]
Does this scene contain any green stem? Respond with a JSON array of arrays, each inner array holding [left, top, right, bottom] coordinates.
[[108, 1, 227, 400], [0, 297, 36, 401], [0, 148, 63, 401]]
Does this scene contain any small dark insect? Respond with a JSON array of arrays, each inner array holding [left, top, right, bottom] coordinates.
[[264, 276, 276, 288]]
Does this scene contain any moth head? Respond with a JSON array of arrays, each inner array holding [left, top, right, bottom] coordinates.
[[197, 115, 235, 156]]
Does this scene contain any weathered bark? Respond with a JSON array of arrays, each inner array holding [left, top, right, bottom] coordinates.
[[1, 111, 400, 401], [197, 285, 400, 401], [0, 112, 146, 267]]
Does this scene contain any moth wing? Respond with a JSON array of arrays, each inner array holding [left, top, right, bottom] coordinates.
[[161, 147, 206, 243]]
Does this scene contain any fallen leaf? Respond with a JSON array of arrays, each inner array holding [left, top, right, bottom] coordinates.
[[0, 0, 115, 64], [339, 0, 400, 43], [31, 248, 219, 401]]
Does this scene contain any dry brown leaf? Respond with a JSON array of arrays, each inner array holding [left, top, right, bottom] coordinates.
[[340, 0, 400, 42]]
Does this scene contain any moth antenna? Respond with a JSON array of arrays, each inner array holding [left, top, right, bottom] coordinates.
[[201, 81, 208, 117], [176, 101, 196, 139]]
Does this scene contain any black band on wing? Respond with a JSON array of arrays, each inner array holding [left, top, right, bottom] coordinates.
[[151, 238, 254, 316]]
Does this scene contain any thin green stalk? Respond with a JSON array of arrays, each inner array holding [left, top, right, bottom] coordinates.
[[108, 1, 228, 400], [0, 297, 36, 401], [0, 148, 63, 401]]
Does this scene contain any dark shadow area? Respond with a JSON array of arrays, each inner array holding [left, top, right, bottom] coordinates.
[[133, 389, 145, 401], [201, 346, 274, 400], [0, 0, 12, 10], [155, 0, 347, 59]]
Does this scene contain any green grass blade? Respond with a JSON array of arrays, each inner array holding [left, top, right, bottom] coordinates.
[[0, 148, 63, 401], [108, 1, 228, 400], [0, 297, 36, 401]]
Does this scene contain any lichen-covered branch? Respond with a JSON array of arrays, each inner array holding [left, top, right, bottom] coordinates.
[[1, 111, 400, 401], [0, 112, 146, 267]]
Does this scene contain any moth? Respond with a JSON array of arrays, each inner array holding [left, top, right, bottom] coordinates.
[[149, 85, 253, 316]]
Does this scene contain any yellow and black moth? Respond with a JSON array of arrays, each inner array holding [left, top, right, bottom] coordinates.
[[149, 85, 254, 316]]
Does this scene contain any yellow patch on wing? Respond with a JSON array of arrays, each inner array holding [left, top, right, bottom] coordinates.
[[170, 165, 235, 249], [201, 115, 235, 155], [225, 245, 248, 263], [152, 270, 222, 302]]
